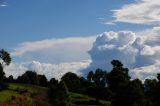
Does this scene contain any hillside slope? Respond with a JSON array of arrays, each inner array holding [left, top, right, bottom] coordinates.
[[70, 92, 111, 106], [0, 83, 111, 106], [0, 83, 50, 106]]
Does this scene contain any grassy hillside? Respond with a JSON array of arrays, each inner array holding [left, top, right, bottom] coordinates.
[[0, 83, 50, 106], [70, 92, 111, 106], [0, 83, 111, 106]]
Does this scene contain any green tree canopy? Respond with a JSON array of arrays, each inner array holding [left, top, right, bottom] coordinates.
[[17, 71, 39, 85], [107, 60, 130, 92], [0, 49, 11, 65], [61, 72, 81, 92], [38, 74, 48, 87], [0, 49, 11, 83]]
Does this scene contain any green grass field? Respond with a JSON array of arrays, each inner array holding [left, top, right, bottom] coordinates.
[[69, 92, 111, 106], [0, 90, 19, 103], [0, 83, 50, 105]]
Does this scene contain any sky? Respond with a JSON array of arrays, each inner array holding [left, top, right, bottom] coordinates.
[[1, 0, 160, 80]]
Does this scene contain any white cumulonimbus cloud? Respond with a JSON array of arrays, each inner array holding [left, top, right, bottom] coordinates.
[[112, 0, 160, 25], [87, 27, 160, 80]]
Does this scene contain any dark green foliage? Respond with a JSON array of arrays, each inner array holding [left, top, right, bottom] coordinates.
[[112, 79, 146, 106], [0, 49, 11, 82], [0, 64, 5, 83], [150, 74, 160, 106], [87, 71, 94, 82], [49, 81, 72, 106], [17, 74, 30, 84], [87, 86, 112, 101], [38, 75, 48, 87], [86, 69, 111, 100], [74, 100, 100, 105], [0, 49, 11, 65], [87, 69, 108, 87], [16, 71, 49, 87], [154, 83, 160, 106], [107, 60, 146, 106], [0, 49, 11, 90], [25, 71, 39, 85], [157, 73, 160, 81], [145, 79, 157, 93], [111, 60, 123, 68], [144, 79, 157, 105], [17, 71, 39, 85], [0, 83, 8, 91], [107, 60, 130, 92], [61, 72, 82, 92], [7, 75, 14, 83], [49, 78, 58, 85], [93, 69, 107, 87]]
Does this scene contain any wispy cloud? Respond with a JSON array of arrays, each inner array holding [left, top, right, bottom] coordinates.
[[11, 36, 96, 63], [98, 18, 116, 25], [0, 1, 8, 7], [112, 0, 160, 25], [104, 21, 116, 25]]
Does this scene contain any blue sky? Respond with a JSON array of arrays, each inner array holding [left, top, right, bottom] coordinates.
[[0, 0, 148, 48], [1, 0, 160, 80]]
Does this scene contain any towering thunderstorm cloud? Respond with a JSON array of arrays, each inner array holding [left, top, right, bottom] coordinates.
[[87, 27, 160, 80]]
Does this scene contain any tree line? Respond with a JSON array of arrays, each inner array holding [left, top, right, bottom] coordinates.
[[0, 49, 160, 106]]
